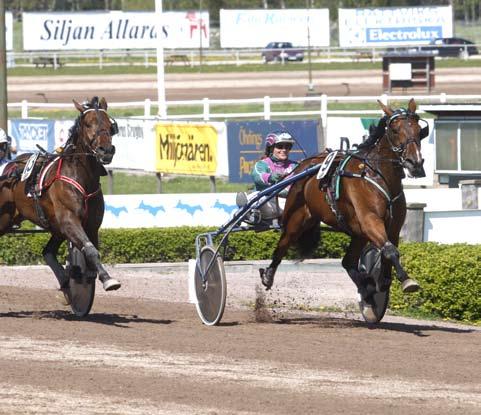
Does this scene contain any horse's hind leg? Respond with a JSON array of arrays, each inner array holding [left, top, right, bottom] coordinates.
[[260, 209, 315, 290], [341, 236, 368, 292], [43, 235, 69, 289]]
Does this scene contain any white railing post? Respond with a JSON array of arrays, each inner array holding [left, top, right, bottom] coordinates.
[[320, 94, 328, 130], [236, 51, 240, 66], [99, 50, 103, 70], [203, 97, 210, 121], [21, 100, 28, 118], [144, 98, 151, 117], [144, 51, 149, 68], [263, 96, 271, 120], [53, 53, 58, 70], [440, 92, 447, 103]]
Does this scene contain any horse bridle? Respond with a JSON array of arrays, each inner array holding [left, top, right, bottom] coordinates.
[[80, 107, 118, 149]]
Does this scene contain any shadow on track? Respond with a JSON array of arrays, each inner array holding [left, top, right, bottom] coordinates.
[[0, 310, 173, 327], [274, 315, 475, 336]]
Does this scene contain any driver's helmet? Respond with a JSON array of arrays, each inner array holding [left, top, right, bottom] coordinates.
[[0, 128, 9, 154], [264, 131, 295, 155]]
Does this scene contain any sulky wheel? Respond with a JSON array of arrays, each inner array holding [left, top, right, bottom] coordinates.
[[65, 243, 96, 317], [194, 245, 227, 326]]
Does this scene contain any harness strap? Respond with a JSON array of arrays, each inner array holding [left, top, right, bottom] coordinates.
[[42, 158, 101, 224]]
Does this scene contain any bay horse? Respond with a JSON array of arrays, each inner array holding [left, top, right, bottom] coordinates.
[[259, 98, 427, 321], [0, 96, 121, 295]]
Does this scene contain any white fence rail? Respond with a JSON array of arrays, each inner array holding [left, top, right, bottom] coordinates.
[[9, 93, 481, 121]]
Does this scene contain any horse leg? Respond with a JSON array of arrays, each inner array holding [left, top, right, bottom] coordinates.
[[259, 209, 315, 290], [63, 220, 120, 292], [359, 214, 419, 293], [83, 226, 121, 292], [380, 241, 419, 292], [42, 235, 69, 289], [341, 236, 368, 292]]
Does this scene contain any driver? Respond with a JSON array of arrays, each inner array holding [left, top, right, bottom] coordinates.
[[251, 131, 298, 196], [0, 128, 14, 176]]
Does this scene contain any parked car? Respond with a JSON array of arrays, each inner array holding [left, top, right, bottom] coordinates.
[[261, 42, 304, 63], [421, 37, 478, 58]]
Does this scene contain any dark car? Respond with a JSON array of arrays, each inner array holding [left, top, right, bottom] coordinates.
[[261, 42, 304, 63], [421, 37, 478, 58]]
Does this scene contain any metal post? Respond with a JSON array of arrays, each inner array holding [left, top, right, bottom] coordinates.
[[209, 176, 216, 192], [263, 95, 271, 120], [107, 169, 114, 194], [198, 0, 203, 70], [155, 0, 167, 119], [0, 0, 8, 133], [156, 172, 162, 193], [306, 0, 313, 92]]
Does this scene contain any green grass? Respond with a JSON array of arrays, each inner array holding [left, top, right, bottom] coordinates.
[[101, 172, 250, 195]]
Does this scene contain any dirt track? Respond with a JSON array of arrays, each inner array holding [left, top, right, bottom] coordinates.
[[7, 66, 481, 102], [0, 262, 480, 414]]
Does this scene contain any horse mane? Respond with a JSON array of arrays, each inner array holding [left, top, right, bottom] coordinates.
[[357, 116, 387, 150]]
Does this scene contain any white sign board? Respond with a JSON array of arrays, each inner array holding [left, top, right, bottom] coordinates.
[[22, 11, 209, 50], [389, 63, 411, 81], [338, 6, 453, 47], [220, 9, 330, 48]]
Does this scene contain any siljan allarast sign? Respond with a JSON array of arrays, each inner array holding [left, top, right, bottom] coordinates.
[[22, 11, 209, 50]]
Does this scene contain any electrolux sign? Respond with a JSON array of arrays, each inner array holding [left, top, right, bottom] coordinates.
[[367, 26, 442, 43], [338, 6, 452, 47]]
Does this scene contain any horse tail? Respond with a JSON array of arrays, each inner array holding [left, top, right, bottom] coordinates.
[[295, 224, 320, 258]]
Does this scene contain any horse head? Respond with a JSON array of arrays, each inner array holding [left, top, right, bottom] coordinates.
[[378, 98, 426, 178], [72, 96, 117, 164]]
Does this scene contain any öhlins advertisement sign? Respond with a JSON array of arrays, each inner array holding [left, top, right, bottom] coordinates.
[[154, 124, 218, 175]]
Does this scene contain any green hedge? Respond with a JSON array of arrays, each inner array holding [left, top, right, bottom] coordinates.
[[1, 228, 479, 324], [391, 243, 481, 324]]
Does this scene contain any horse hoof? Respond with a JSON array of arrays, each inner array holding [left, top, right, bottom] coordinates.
[[103, 279, 121, 291], [259, 268, 273, 291], [401, 278, 420, 293], [359, 300, 377, 324], [58, 288, 71, 306]]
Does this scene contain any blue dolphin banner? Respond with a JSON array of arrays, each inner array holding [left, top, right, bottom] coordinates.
[[227, 120, 320, 183], [11, 119, 55, 154]]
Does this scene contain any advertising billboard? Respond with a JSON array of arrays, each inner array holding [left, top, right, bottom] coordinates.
[[338, 6, 453, 47], [22, 11, 209, 50], [227, 120, 320, 183], [220, 9, 329, 48]]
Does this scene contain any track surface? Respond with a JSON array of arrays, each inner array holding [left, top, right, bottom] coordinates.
[[7, 66, 481, 102], [0, 262, 479, 414]]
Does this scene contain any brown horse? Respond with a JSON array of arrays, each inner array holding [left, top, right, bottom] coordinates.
[[259, 98, 426, 322], [0, 96, 120, 295]]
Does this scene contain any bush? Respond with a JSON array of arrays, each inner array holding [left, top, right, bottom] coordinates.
[[390, 243, 481, 323]]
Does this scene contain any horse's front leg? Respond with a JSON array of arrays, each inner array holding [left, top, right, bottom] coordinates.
[[359, 213, 419, 293], [63, 220, 121, 292]]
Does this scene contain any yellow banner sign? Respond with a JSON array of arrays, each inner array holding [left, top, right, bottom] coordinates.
[[154, 123, 218, 175]]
